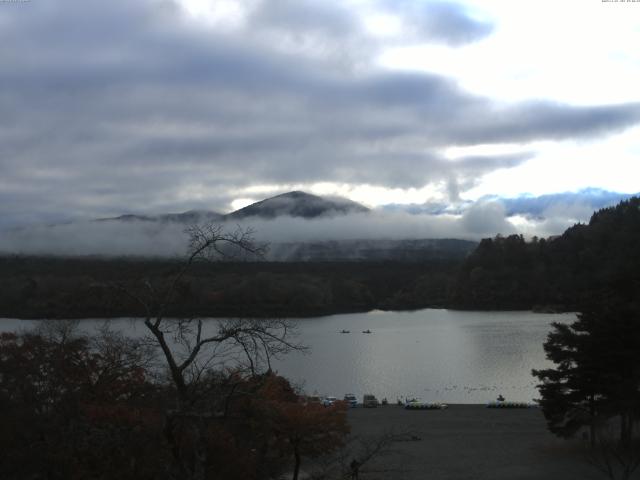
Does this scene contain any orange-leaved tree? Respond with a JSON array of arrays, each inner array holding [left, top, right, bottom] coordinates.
[[257, 374, 350, 480]]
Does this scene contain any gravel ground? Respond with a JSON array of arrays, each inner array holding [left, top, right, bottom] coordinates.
[[344, 405, 604, 480]]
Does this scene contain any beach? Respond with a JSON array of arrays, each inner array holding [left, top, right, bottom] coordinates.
[[345, 405, 602, 480]]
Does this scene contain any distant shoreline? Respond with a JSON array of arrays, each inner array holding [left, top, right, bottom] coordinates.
[[0, 305, 573, 321], [0, 255, 577, 320]]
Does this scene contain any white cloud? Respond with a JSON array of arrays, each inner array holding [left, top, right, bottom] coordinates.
[[466, 126, 640, 199], [0, 0, 638, 227]]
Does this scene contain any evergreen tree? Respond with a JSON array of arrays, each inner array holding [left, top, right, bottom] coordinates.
[[451, 196, 640, 310], [533, 297, 640, 445], [533, 316, 604, 443]]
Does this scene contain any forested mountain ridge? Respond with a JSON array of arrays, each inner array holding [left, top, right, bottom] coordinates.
[[449, 197, 640, 310], [0, 258, 460, 319]]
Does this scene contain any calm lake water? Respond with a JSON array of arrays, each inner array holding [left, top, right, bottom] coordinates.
[[0, 309, 575, 404]]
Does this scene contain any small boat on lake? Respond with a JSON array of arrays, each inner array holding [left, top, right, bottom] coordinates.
[[405, 400, 448, 410], [486, 401, 535, 408], [362, 329, 372, 334], [340, 329, 350, 334]]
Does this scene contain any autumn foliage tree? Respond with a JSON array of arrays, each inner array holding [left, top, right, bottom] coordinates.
[[171, 370, 348, 480], [254, 374, 350, 480], [0, 327, 351, 480], [0, 324, 164, 480]]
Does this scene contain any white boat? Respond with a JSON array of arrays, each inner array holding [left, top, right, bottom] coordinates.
[[404, 400, 448, 410]]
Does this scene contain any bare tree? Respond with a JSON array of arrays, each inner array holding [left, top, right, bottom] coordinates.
[[586, 420, 640, 480], [112, 223, 304, 480]]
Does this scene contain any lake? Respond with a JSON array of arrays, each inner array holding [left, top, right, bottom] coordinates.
[[0, 309, 575, 404]]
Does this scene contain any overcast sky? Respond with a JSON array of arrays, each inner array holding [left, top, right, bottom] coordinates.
[[1, 0, 639, 242]]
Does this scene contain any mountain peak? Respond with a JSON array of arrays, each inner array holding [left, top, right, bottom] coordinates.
[[97, 191, 369, 224], [227, 191, 369, 220]]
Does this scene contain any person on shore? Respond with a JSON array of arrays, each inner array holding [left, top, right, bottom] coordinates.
[[350, 459, 360, 479]]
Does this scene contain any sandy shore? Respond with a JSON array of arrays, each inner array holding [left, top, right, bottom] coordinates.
[[344, 405, 602, 480]]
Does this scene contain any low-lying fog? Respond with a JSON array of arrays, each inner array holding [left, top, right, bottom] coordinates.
[[0, 201, 593, 258]]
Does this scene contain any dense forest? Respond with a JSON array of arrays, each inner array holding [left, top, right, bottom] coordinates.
[[449, 197, 640, 311], [0, 257, 461, 319], [1, 197, 638, 319]]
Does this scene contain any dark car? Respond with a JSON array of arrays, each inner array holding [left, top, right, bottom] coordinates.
[[363, 394, 379, 408]]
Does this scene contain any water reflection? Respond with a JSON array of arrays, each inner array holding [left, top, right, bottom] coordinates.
[[271, 309, 575, 403], [0, 309, 575, 404]]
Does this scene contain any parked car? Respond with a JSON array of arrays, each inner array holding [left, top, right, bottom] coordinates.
[[362, 394, 379, 408], [344, 393, 358, 407], [322, 396, 337, 407]]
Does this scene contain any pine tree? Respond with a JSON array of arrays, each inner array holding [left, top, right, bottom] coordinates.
[[534, 297, 640, 446]]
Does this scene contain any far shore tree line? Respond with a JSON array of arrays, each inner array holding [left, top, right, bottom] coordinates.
[[451, 197, 640, 311]]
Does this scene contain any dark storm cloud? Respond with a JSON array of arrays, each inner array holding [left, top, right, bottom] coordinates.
[[455, 101, 640, 144], [1, 0, 640, 228], [249, 0, 359, 37], [382, 0, 494, 46]]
